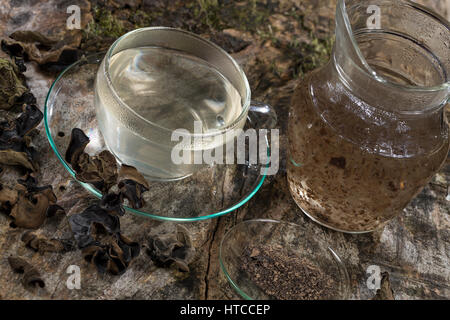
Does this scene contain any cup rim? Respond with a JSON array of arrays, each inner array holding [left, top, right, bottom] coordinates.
[[339, 0, 450, 93], [103, 26, 252, 138]]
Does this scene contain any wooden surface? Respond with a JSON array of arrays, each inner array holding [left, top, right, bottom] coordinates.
[[0, 0, 449, 300]]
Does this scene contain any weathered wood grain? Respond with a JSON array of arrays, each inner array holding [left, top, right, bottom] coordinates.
[[0, 0, 448, 300]]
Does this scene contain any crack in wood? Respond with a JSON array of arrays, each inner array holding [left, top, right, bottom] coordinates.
[[203, 217, 221, 300]]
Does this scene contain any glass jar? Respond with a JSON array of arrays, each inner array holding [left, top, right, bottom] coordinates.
[[288, 0, 450, 233]]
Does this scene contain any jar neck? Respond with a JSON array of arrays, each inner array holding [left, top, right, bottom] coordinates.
[[308, 62, 448, 159], [332, 0, 450, 115]]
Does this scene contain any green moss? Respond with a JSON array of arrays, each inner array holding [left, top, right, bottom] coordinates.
[[195, 0, 221, 29], [84, 7, 125, 39], [194, 0, 271, 32], [230, 1, 271, 32], [294, 35, 334, 78], [283, 7, 335, 77], [256, 25, 279, 46], [132, 10, 152, 28]]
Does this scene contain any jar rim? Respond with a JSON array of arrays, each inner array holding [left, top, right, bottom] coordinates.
[[339, 0, 450, 93]]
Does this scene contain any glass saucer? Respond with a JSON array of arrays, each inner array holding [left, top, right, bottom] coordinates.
[[44, 53, 275, 222], [220, 219, 350, 300]]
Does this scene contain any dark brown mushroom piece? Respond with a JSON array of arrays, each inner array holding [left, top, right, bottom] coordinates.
[[14, 104, 44, 137], [0, 104, 42, 141], [21, 231, 75, 254], [0, 58, 28, 110], [65, 128, 90, 169], [65, 129, 118, 193], [118, 164, 149, 209], [0, 104, 42, 171], [10, 190, 55, 229], [8, 256, 45, 290], [9, 175, 58, 229], [68, 205, 140, 275], [82, 233, 140, 275], [76, 150, 118, 192], [0, 141, 38, 171], [14, 56, 27, 73], [146, 225, 195, 272], [1, 30, 81, 71], [100, 192, 125, 216], [68, 204, 120, 248]]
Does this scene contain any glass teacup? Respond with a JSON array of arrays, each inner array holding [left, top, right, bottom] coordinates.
[[94, 27, 253, 180]]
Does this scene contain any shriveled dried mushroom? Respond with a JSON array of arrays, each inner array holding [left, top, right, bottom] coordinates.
[[14, 56, 27, 73], [14, 104, 44, 137], [82, 233, 140, 275], [65, 128, 90, 169], [0, 58, 28, 110], [146, 225, 194, 272], [8, 175, 58, 229], [0, 183, 18, 215], [0, 104, 42, 171], [68, 204, 120, 248], [0, 104, 42, 141], [21, 231, 75, 254], [8, 256, 45, 290], [118, 164, 149, 209], [68, 205, 140, 275], [100, 192, 125, 216], [46, 204, 65, 218], [0, 141, 37, 171], [1, 30, 81, 70], [76, 150, 118, 192], [65, 129, 118, 192]]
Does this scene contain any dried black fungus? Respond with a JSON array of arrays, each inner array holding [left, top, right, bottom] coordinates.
[[14, 56, 27, 73], [14, 104, 44, 137], [65, 129, 118, 192], [68, 205, 139, 275], [65, 128, 90, 169], [118, 164, 149, 209], [45, 204, 65, 218], [21, 231, 75, 254], [0, 140, 37, 171], [64, 129, 152, 274], [209, 32, 251, 54], [100, 192, 125, 216], [76, 150, 118, 192], [146, 225, 194, 272], [1, 30, 81, 71], [8, 256, 45, 290], [0, 104, 42, 171], [9, 174, 57, 229], [68, 205, 120, 248], [82, 233, 140, 275], [0, 183, 18, 215]]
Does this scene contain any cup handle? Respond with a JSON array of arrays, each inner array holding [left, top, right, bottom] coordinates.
[[247, 101, 278, 129]]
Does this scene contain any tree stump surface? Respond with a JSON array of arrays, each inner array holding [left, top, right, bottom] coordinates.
[[0, 0, 448, 300]]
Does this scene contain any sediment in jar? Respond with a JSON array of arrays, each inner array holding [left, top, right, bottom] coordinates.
[[287, 74, 449, 232]]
